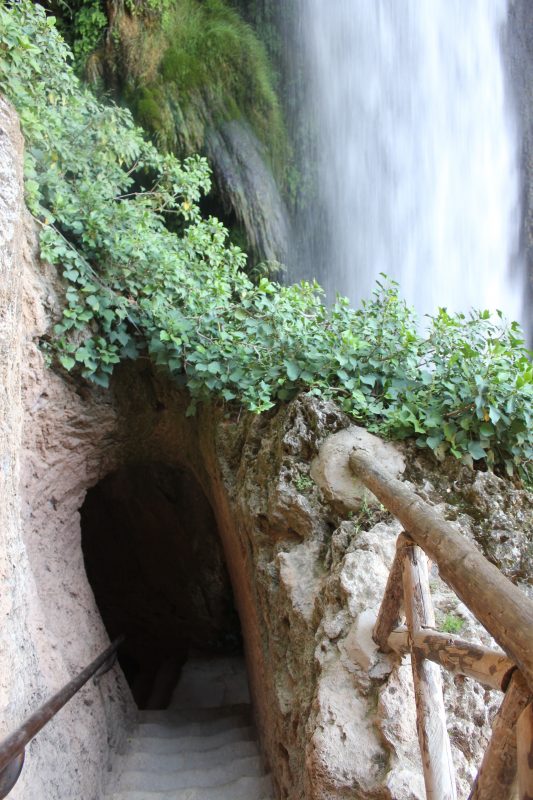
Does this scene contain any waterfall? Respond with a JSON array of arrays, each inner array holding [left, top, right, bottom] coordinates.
[[290, 0, 528, 333]]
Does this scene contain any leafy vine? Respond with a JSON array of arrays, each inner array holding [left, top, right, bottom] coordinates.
[[1, 2, 531, 485]]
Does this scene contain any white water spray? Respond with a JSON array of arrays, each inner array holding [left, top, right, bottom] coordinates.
[[293, 0, 527, 330]]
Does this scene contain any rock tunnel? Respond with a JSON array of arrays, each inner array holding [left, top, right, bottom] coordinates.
[[80, 462, 243, 709]]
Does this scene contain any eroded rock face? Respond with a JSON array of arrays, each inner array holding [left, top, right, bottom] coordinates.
[[0, 99, 135, 800], [2, 96, 533, 800], [206, 120, 290, 264], [212, 402, 512, 799], [402, 446, 533, 593]]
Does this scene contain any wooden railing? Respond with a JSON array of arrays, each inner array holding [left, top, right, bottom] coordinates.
[[350, 450, 533, 800]]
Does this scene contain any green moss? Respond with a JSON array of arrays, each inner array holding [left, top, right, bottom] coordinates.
[[124, 0, 174, 16], [107, 0, 288, 176], [135, 94, 166, 142], [130, 85, 176, 150], [161, 0, 286, 154]]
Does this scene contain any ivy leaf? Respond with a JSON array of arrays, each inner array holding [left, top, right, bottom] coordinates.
[[426, 434, 443, 450], [468, 441, 486, 461], [480, 423, 495, 438], [63, 268, 79, 281], [488, 405, 501, 424], [285, 360, 300, 381], [59, 354, 75, 370]]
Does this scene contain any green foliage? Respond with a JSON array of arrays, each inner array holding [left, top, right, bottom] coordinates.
[[0, 2, 532, 488], [440, 613, 465, 635], [115, 0, 288, 174], [43, 0, 108, 70], [71, 0, 107, 66], [293, 473, 314, 493]]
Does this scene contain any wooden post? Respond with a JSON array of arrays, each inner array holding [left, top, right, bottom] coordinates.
[[469, 670, 532, 800], [373, 532, 411, 651], [387, 627, 515, 692], [517, 702, 533, 800], [402, 541, 457, 799], [350, 450, 533, 691]]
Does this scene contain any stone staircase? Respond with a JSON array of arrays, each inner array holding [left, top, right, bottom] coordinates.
[[104, 656, 274, 800]]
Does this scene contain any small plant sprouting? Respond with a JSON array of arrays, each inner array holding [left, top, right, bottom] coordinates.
[[294, 473, 314, 493], [346, 495, 390, 532], [440, 613, 465, 635]]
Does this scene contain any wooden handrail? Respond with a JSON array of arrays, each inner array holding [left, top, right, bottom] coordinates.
[[387, 628, 515, 692], [349, 447, 533, 799], [402, 538, 457, 798], [469, 670, 532, 799], [349, 449, 533, 690], [0, 636, 124, 799]]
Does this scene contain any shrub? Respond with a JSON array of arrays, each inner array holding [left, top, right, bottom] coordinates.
[[0, 2, 531, 486]]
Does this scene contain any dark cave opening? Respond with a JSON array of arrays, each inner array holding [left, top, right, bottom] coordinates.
[[80, 463, 242, 709]]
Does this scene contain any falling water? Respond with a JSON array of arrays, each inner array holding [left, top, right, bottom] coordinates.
[[290, 0, 527, 331]]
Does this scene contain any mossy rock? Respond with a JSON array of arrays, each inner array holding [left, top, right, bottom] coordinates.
[[108, 0, 288, 176]]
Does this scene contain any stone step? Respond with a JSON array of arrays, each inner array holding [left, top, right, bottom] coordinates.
[[117, 738, 259, 772], [116, 755, 264, 792], [168, 657, 250, 710], [138, 703, 251, 726], [125, 726, 256, 755], [104, 659, 273, 799], [135, 714, 250, 739], [105, 773, 274, 800]]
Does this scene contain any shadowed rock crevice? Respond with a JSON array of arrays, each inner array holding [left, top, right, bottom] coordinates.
[[81, 463, 242, 709]]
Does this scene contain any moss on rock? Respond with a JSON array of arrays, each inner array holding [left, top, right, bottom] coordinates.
[[103, 0, 288, 176]]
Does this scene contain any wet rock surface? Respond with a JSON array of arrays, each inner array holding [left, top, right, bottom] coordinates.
[[206, 120, 290, 265]]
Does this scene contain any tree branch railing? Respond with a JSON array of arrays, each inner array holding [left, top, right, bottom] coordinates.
[[0, 636, 124, 799], [350, 449, 533, 800]]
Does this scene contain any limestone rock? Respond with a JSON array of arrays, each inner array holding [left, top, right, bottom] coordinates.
[[311, 425, 406, 513]]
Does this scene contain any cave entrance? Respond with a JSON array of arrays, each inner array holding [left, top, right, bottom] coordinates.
[[80, 463, 243, 709]]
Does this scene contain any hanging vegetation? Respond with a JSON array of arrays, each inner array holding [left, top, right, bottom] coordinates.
[[0, 2, 531, 486]]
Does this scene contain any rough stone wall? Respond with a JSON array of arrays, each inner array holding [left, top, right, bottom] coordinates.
[[16, 249, 136, 800], [0, 94, 36, 787], [210, 403, 527, 799], [0, 99, 135, 800]]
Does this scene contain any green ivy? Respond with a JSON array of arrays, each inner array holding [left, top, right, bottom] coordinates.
[[123, 0, 174, 16], [71, 0, 107, 66], [0, 2, 532, 486]]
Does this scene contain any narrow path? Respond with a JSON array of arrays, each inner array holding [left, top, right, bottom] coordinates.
[[104, 657, 274, 800]]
